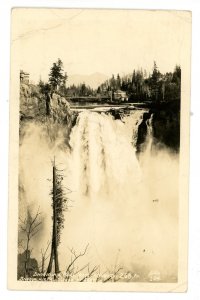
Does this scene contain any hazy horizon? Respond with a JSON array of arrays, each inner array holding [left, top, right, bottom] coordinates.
[[28, 66, 179, 88]]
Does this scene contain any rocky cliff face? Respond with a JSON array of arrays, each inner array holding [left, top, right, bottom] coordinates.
[[20, 83, 72, 124], [19, 82, 75, 150], [136, 112, 152, 154], [136, 102, 180, 154], [20, 83, 45, 120], [152, 108, 180, 151]]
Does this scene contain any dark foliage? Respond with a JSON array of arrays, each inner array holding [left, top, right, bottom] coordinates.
[[97, 62, 181, 103], [48, 58, 68, 92], [18, 250, 39, 279], [50, 170, 69, 244]]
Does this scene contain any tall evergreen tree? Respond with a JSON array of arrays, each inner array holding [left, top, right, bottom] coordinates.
[[150, 61, 161, 101], [49, 58, 67, 91], [46, 159, 69, 276], [116, 74, 121, 90]]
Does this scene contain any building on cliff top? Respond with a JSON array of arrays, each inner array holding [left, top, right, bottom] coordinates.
[[20, 70, 30, 84], [114, 90, 128, 101]]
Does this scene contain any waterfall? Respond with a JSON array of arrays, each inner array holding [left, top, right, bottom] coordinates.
[[19, 109, 179, 282], [68, 110, 143, 201], [145, 113, 154, 154]]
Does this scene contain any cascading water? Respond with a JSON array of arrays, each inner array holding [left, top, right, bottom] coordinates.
[[145, 113, 153, 154], [68, 110, 142, 200], [19, 109, 178, 282]]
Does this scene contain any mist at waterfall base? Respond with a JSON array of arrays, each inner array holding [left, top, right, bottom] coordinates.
[[19, 110, 178, 282]]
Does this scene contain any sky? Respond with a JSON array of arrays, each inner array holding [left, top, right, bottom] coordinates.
[[11, 9, 191, 83]]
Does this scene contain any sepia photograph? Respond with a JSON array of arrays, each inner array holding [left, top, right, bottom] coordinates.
[[8, 8, 191, 291]]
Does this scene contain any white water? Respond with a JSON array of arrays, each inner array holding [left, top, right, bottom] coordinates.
[[19, 110, 178, 281]]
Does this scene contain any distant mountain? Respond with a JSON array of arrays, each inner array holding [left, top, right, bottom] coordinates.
[[67, 72, 108, 89]]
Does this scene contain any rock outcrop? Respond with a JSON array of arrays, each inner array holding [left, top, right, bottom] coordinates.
[[20, 83, 45, 120], [136, 101, 180, 154], [20, 83, 72, 124]]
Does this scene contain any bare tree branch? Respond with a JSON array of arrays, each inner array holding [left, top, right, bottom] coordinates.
[[73, 263, 89, 276], [80, 265, 99, 282], [18, 207, 42, 278], [66, 244, 89, 274], [103, 267, 123, 283]]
